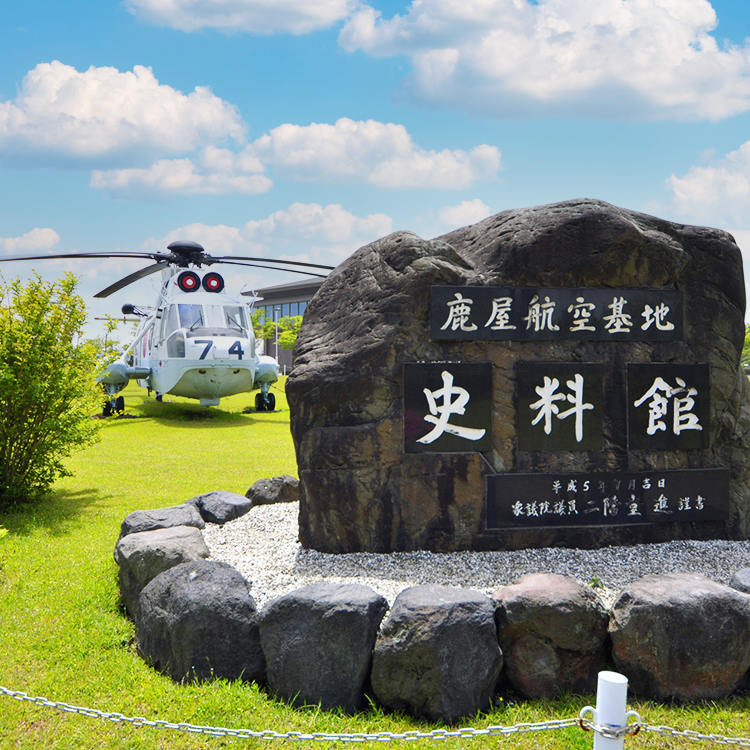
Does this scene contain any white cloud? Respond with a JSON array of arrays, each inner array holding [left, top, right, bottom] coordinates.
[[126, 0, 359, 35], [90, 117, 500, 197], [250, 118, 501, 188], [0, 61, 244, 163], [143, 202, 392, 265], [339, 0, 750, 121], [2, 63, 500, 197], [438, 198, 491, 228], [90, 146, 272, 197], [0, 228, 60, 253], [667, 141, 750, 225]]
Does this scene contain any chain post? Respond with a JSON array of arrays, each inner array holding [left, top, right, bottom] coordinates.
[[579, 671, 640, 750]]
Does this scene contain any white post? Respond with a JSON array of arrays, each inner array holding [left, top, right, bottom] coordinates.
[[593, 671, 629, 750], [274, 306, 281, 362]]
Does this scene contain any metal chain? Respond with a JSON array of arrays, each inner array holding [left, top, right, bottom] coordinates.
[[0, 685, 580, 742], [6, 684, 750, 745], [640, 723, 750, 746]]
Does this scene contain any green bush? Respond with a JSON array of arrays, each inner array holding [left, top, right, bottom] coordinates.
[[0, 273, 101, 508]]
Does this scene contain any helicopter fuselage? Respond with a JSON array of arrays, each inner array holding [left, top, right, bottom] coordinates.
[[102, 266, 279, 408]]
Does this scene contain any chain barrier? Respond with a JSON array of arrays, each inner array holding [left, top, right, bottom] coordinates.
[[639, 724, 750, 747], [3, 684, 750, 745]]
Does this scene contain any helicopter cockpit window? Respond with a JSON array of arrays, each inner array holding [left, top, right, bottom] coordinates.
[[179, 302, 249, 339], [161, 304, 180, 339], [205, 304, 224, 328], [178, 304, 204, 330], [224, 306, 247, 331]]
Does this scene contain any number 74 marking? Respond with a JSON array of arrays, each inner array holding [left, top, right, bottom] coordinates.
[[194, 340, 244, 360]]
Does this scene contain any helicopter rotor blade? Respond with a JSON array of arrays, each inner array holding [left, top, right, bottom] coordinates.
[[0, 251, 166, 263], [216, 260, 329, 278], [94, 261, 169, 298], [211, 255, 334, 271]]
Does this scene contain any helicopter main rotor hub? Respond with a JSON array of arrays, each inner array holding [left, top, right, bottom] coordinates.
[[166, 240, 214, 268]]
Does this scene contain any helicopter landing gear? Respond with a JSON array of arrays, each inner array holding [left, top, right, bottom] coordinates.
[[155, 394, 163, 402], [101, 381, 126, 417], [255, 384, 276, 411]]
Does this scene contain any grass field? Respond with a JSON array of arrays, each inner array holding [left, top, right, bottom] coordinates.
[[1, 379, 750, 748]]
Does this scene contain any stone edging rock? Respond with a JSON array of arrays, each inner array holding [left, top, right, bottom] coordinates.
[[114, 481, 750, 720]]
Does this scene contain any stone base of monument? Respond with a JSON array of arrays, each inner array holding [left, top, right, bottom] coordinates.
[[287, 199, 750, 553], [116, 502, 750, 714]]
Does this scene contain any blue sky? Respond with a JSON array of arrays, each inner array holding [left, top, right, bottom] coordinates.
[[2, 0, 750, 336]]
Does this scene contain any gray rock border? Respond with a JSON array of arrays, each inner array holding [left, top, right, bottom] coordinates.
[[115, 484, 750, 718]]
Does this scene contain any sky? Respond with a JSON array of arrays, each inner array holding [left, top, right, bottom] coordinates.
[[2, 0, 750, 337]]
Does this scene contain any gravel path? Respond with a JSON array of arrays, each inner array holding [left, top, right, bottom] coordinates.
[[202, 501, 750, 609]]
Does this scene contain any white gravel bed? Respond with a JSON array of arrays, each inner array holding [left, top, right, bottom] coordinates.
[[202, 501, 750, 609]]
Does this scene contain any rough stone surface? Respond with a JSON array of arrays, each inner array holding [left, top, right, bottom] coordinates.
[[118, 504, 204, 542], [246, 475, 299, 505], [286, 198, 750, 552], [492, 573, 609, 698], [258, 582, 388, 712], [729, 568, 750, 594], [609, 572, 750, 701], [370, 585, 502, 722], [136, 560, 265, 684], [115, 525, 209, 619], [187, 490, 252, 524]]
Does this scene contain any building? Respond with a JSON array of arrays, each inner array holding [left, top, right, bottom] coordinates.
[[243, 278, 324, 371]]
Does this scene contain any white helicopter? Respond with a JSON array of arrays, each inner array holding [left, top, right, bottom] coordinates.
[[2, 240, 332, 414]]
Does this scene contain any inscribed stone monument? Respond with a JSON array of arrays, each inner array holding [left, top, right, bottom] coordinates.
[[286, 198, 750, 552]]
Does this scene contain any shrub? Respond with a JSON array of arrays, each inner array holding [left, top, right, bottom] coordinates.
[[0, 273, 101, 508]]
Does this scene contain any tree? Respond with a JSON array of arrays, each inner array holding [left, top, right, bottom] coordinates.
[[0, 273, 101, 508], [250, 308, 267, 343], [86, 314, 124, 376], [260, 315, 303, 351], [277, 316, 303, 350], [742, 324, 750, 370]]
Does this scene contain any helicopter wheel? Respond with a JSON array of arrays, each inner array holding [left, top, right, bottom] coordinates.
[[255, 393, 265, 412], [102, 402, 113, 417], [156, 394, 163, 403], [115, 396, 125, 413], [266, 393, 276, 411]]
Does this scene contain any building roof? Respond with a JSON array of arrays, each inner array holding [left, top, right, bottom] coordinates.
[[243, 278, 324, 305]]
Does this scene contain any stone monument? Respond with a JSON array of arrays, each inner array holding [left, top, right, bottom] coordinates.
[[286, 198, 750, 552]]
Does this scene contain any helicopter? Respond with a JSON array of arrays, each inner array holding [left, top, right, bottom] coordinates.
[[1, 240, 333, 415]]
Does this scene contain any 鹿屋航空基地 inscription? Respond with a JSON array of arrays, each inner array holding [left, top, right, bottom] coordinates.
[[628, 364, 710, 450], [431, 286, 683, 341], [517, 362, 604, 451], [403, 362, 492, 453], [486, 469, 729, 529]]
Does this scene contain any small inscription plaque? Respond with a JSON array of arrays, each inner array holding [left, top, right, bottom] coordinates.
[[431, 286, 683, 341], [403, 362, 493, 453], [517, 362, 604, 451], [486, 469, 729, 529]]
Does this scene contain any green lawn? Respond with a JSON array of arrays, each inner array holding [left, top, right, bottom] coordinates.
[[1, 379, 750, 748]]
